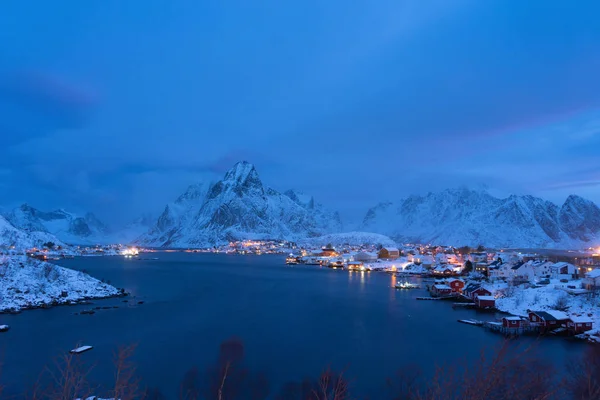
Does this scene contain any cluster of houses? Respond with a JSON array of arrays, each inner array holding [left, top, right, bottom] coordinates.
[[429, 279, 496, 309], [496, 310, 595, 336]]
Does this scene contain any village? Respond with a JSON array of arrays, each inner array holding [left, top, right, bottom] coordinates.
[[4, 238, 600, 344], [283, 243, 600, 344]]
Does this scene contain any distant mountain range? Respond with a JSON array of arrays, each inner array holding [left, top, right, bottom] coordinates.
[[360, 188, 600, 248], [1, 204, 152, 247], [3, 161, 600, 249]]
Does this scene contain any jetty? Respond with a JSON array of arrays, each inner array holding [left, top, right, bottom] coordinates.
[[416, 297, 442, 301], [457, 319, 484, 326], [452, 302, 476, 309], [483, 321, 540, 336]]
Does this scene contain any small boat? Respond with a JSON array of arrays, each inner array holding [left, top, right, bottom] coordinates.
[[395, 282, 420, 289], [70, 345, 93, 354], [0, 324, 10, 332], [457, 319, 483, 326], [285, 256, 298, 265]]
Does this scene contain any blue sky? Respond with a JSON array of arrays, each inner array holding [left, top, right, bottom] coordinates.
[[1, 0, 600, 225]]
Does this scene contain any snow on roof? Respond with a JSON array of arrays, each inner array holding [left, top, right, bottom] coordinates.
[[533, 310, 569, 321], [570, 315, 593, 323], [382, 247, 399, 252], [477, 295, 495, 301], [545, 310, 569, 320], [586, 269, 600, 278], [503, 316, 522, 321], [432, 284, 451, 290]]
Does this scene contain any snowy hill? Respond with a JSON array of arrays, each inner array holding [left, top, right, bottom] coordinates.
[[360, 188, 600, 248], [0, 214, 65, 250], [138, 161, 344, 247], [6, 204, 109, 245], [0, 256, 120, 312], [3, 204, 149, 245]]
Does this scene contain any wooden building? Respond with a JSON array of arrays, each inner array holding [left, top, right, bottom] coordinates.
[[447, 278, 465, 293], [430, 284, 452, 297], [567, 316, 594, 335], [378, 247, 400, 260], [502, 316, 523, 329], [528, 310, 569, 332], [475, 295, 496, 309]]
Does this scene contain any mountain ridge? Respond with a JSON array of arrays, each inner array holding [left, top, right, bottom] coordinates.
[[360, 188, 600, 248]]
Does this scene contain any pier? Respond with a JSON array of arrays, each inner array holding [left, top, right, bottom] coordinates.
[[483, 321, 540, 336]]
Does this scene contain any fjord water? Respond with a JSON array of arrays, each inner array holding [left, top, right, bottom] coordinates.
[[0, 254, 582, 397]]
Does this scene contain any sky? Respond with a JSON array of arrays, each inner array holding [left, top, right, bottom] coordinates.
[[1, 0, 600, 226]]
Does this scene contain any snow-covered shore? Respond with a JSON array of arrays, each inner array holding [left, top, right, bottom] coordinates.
[[0, 256, 122, 313], [486, 279, 600, 337]]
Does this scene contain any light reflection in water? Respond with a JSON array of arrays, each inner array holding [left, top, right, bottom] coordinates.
[[360, 271, 365, 289]]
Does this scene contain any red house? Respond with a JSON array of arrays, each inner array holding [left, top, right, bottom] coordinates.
[[528, 310, 569, 330], [470, 287, 492, 301], [447, 278, 465, 293], [475, 295, 496, 309], [502, 316, 523, 328], [431, 284, 452, 297], [567, 316, 594, 334]]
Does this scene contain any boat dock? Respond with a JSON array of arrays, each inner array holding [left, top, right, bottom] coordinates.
[[416, 297, 443, 301], [483, 322, 540, 336], [457, 319, 484, 326], [452, 302, 476, 308]]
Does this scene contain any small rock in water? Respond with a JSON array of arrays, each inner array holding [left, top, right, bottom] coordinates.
[[137, 301, 144, 305]]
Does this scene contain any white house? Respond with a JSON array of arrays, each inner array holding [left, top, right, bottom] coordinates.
[[584, 269, 600, 290], [354, 252, 378, 262], [551, 262, 578, 280], [467, 252, 488, 263], [410, 254, 434, 268]]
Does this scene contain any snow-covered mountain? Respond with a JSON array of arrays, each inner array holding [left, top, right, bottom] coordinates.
[[0, 214, 65, 250], [360, 188, 600, 248], [138, 161, 344, 247], [5, 204, 109, 245]]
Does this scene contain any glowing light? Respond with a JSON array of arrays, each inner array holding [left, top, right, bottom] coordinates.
[[121, 247, 139, 256]]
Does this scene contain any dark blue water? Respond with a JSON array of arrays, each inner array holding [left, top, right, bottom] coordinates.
[[0, 253, 584, 398]]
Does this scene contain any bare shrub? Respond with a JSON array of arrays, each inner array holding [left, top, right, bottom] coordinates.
[[179, 366, 200, 400], [554, 295, 569, 311], [387, 340, 557, 400], [110, 344, 141, 400], [43, 349, 95, 400], [565, 345, 600, 400]]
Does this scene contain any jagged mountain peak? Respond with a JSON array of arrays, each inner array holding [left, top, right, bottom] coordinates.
[[138, 161, 344, 247], [207, 161, 264, 200], [223, 161, 261, 187]]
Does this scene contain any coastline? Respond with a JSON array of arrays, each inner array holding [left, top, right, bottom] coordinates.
[[0, 255, 127, 314]]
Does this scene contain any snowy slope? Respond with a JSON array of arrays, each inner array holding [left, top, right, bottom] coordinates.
[[0, 214, 65, 250], [138, 161, 344, 247], [360, 188, 600, 248], [6, 204, 109, 245], [298, 231, 397, 248], [0, 256, 120, 312]]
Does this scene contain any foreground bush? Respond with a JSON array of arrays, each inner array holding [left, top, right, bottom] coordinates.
[[2, 339, 598, 400]]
